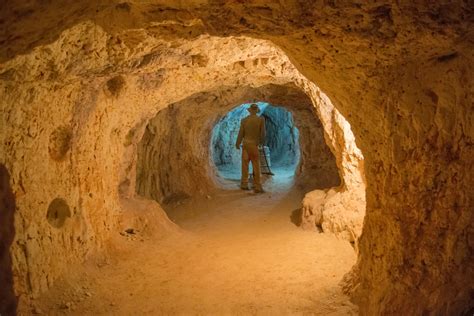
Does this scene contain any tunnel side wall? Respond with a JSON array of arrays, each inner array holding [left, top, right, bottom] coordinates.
[[0, 77, 114, 299], [261, 105, 300, 167], [349, 54, 474, 315], [136, 101, 216, 203]]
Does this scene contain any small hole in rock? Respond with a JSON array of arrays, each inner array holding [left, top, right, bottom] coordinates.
[[48, 126, 72, 161], [46, 198, 71, 228]]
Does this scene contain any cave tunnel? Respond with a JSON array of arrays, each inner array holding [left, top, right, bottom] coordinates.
[[135, 86, 343, 210], [1, 1, 473, 315], [211, 102, 301, 186]]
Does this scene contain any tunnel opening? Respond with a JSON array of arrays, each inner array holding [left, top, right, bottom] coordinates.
[[135, 85, 344, 210], [133, 85, 354, 236], [210, 102, 301, 188]]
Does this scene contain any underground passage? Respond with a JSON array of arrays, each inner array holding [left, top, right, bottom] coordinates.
[[211, 102, 301, 185], [1, 2, 473, 315]]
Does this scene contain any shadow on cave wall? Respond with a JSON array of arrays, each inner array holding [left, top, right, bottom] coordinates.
[[0, 163, 17, 315]]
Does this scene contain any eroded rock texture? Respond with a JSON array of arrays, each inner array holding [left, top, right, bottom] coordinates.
[[262, 105, 300, 167], [1, 1, 472, 314]]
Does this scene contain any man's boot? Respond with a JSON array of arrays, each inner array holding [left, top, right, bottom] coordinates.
[[240, 183, 250, 190], [253, 186, 265, 193]]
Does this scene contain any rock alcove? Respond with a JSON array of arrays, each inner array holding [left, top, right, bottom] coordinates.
[[0, 1, 473, 315]]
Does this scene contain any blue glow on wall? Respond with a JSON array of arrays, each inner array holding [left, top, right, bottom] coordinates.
[[211, 102, 300, 181]]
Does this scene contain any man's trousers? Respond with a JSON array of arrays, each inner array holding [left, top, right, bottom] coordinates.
[[241, 143, 262, 190]]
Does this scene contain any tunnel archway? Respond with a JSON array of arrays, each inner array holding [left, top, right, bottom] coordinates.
[[135, 84, 345, 206], [210, 102, 301, 186]]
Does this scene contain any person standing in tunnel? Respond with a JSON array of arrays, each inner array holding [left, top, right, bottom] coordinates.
[[235, 103, 266, 193]]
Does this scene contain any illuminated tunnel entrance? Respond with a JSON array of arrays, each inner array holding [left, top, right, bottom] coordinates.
[[211, 103, 301, 185]]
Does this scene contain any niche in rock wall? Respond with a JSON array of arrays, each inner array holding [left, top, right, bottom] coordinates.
[[46, 198, 71, 228], [48, 126, 72, 161]]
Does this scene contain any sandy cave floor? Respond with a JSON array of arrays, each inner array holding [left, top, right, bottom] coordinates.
[[32, 176, 357, 315]]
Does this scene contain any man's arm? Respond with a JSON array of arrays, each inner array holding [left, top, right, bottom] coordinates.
[[236, 121, 244, 149], [260, 117, 266, 146]]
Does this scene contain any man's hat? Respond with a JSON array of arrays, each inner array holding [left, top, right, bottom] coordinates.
[[248, 103, 260, 113]]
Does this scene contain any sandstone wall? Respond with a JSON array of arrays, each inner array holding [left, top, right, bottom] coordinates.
[[351, 54, 474, 315]]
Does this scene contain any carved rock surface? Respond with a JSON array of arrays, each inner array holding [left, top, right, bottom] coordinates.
[[302, 187, 365, 245]]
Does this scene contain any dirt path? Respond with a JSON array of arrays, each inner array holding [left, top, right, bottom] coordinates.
[[34, 181, 357, 315]]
